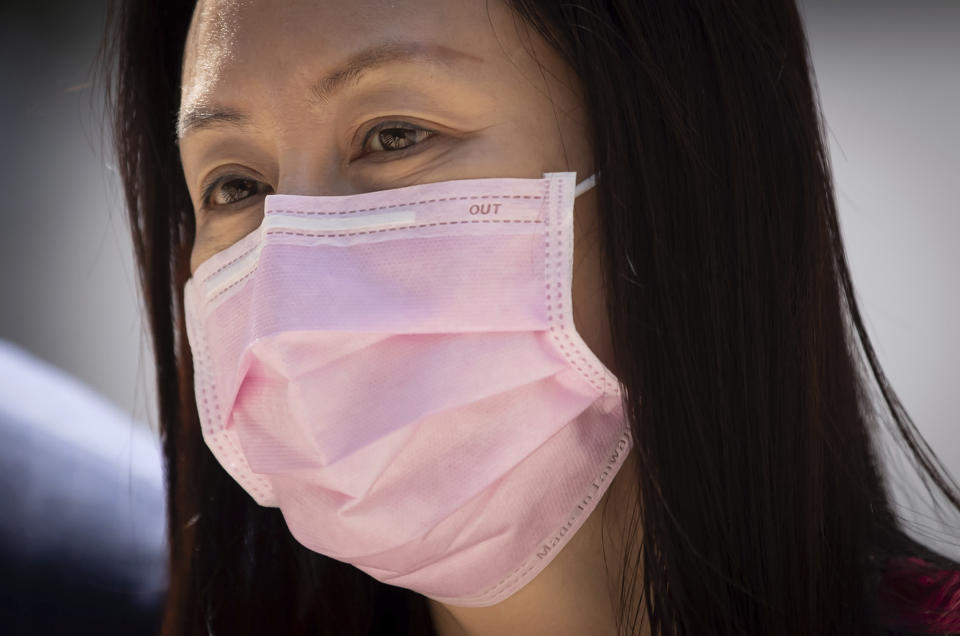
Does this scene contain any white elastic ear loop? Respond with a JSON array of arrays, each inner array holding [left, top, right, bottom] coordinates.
[[574, 171, 599, 198]]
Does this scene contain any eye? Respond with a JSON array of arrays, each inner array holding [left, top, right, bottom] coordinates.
[[360, 120, 435, 155], [200, 175, 272, 212]]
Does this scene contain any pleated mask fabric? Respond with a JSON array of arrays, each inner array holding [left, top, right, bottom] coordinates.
[[183, 171, 634, 606]]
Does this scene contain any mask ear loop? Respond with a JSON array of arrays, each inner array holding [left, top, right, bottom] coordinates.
[[574, 171, 600, 198]]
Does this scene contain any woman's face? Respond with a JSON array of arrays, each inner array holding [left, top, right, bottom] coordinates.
[[177, 0, 614, 372]]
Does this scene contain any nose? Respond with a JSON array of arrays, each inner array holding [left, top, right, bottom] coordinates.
[[276, 156, 355, 197]]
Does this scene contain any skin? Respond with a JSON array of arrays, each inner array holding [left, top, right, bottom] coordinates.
[[178, 1, 642, 634]]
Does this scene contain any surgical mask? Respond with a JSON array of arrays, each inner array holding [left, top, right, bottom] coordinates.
[[183, 171, 633, 607]]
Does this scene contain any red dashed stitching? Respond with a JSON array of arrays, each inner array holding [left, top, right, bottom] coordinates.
[[193, 295, 270, 499], [200, 219, 543, 286], [201, 219, 544, 300], [265, 218, 541, 239], [267, 193, 542, 217], [541, 175, 606, 393], [199, 244, 259, 287]]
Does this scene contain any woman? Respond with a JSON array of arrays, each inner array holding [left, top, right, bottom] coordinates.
[[98, 0, 960, 634]]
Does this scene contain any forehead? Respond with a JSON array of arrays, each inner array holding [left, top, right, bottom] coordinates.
[[180, 0, 532, 119]]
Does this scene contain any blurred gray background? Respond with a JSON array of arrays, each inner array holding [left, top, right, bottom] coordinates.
[[0, 0, 956, 571]]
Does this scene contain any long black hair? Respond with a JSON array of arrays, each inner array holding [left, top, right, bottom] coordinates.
[[98, 1, 960, 634]]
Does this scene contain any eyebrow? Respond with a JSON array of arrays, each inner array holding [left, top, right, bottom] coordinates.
[[176, 40, 483, 140]]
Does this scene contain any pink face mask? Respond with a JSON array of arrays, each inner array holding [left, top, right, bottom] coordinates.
[[183, 171, 633, 607]]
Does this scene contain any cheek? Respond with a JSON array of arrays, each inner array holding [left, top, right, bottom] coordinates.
[[189, 239, 214, 278], [190, 211, 265, 275]]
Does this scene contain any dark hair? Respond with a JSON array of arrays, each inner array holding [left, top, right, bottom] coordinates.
[[97, 1, 960, 634]]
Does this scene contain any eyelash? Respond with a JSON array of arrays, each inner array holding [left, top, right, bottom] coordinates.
[[198, 120, 436, 211], [361, 120, 436, 155]]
